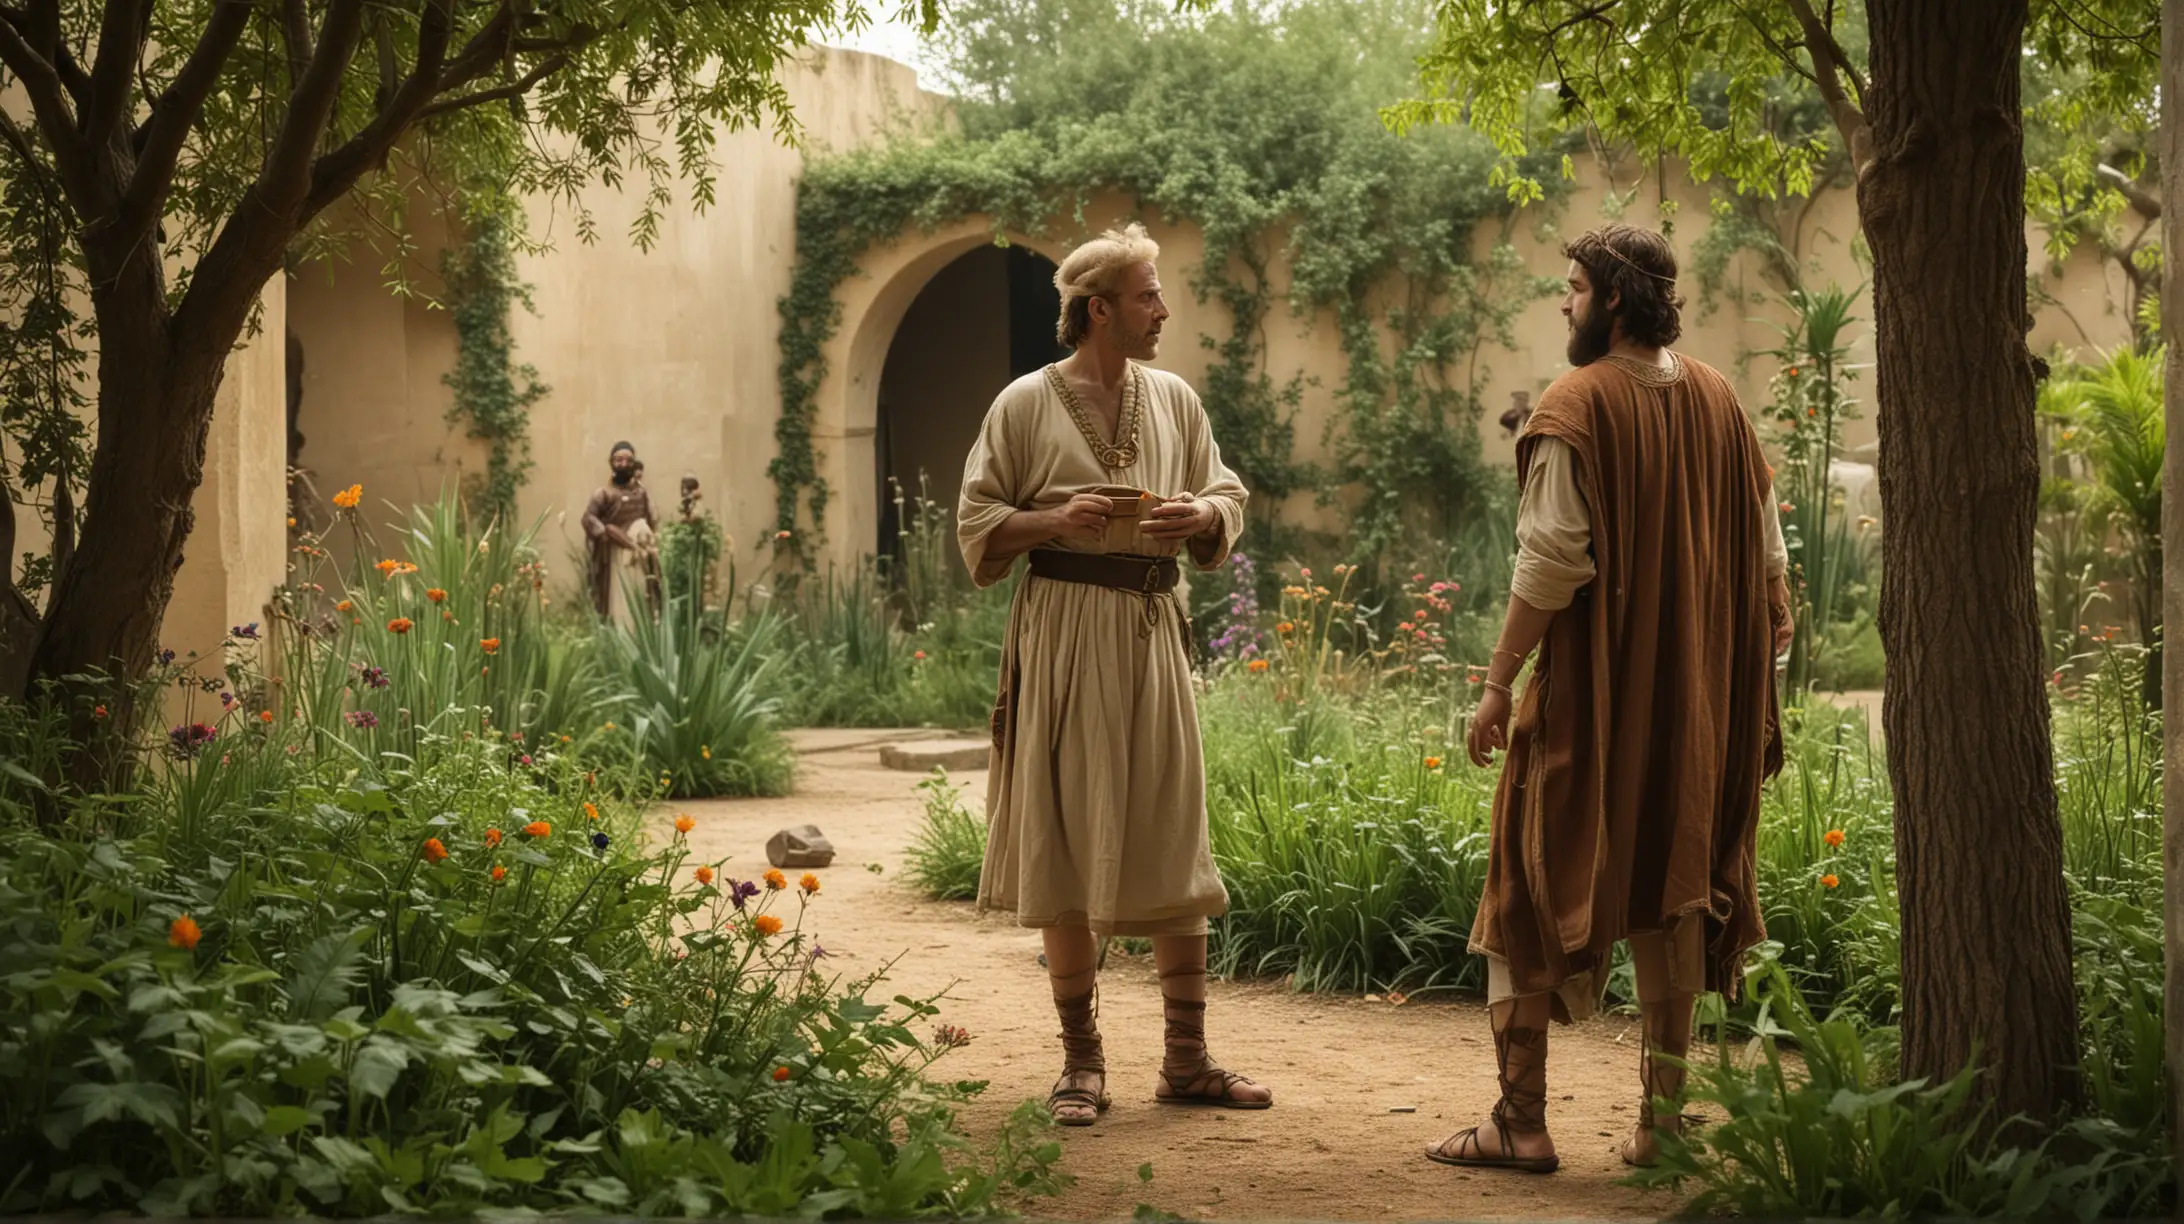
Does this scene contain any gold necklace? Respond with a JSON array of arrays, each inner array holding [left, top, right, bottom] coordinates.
[[1045, 362, 1142, 469]]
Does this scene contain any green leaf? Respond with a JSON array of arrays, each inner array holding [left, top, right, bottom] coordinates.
[[262, 1105, 315, 1138]]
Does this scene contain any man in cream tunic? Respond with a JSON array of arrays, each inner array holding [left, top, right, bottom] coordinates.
[[958, 223, 1273, 1125]]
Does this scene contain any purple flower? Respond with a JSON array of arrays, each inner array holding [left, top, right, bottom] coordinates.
[[167, 723, 217, 758], [590, 831, 610, 852], [219, 691, 236, 708], [726, 878, 760, 911], [357, 665, 389, 689], [519, 754, 534, 766], [157, 649, 176, 667], [345, 710, 379, 729], [229, 622, 260, 640], [1207, 551, 1267, 660]]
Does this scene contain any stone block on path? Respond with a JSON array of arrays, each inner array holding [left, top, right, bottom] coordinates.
[[767, 824, 836, 869], [878, 738, 991, 773]]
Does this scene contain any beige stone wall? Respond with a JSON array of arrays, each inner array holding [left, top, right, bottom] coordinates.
[[289, 44, 2141, 583], [163, 280, 291, 709]]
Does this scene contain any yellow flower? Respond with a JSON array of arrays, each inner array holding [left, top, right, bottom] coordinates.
[[701, 745, 711, 760]]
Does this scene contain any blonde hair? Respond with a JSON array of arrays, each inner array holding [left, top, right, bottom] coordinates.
[[1053, 223, 1161, 348]]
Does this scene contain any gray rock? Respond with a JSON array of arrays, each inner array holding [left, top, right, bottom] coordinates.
[[767, 823, 835, 869]]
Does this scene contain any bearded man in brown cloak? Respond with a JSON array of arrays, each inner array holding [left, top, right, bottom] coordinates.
[[1427, 225, 1793, 1174]]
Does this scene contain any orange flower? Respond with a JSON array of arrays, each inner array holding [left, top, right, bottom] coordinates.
[[168, 915, 202, 950], [1824, 829, 1846, 848], [92, 705, 107, 719], [480, 637, 501, 655], [376, 558, 399, 574], [584, 802, 599, 822], [426, 588, 447, 603], [523, 821, 551, 839], [332, 483, 363, 509], [754, 914, 783, 937], [695, 865, 716, 886], [259, 710, 274, 724], [913, 650, 927, 661], [1425, 756, 1443, 770], [763, 869, 787, 891], [491, 865, 507, 882], [772, 1065, 791, 1081], [387, 617, 413, 634], [336, 600, 353, 612], [1247, 658, 1270, 673], [1276, 621, 1294, 634], [675, 813, 695, 834], [800, 873, 821, 895], [485, 827, 503, 848], [422, 837, 449, 863], [1820, 873, 1840, 889]]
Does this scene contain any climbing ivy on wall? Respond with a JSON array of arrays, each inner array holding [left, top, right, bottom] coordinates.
[[772, 0, 1568, 571], [442, 205, 549, 526]]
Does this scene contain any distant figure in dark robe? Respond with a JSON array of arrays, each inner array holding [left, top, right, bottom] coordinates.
[[581, 441, 659, 624]]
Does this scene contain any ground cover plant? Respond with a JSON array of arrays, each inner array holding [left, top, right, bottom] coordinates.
[[0, 649, 1059, 1217]]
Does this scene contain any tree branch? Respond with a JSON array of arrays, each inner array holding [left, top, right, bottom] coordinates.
[[2099, 162, 2162, 219], [262, 0, 367, 206], [0, 12, 95, 207], [120, 0, 250, 239], [1782, 0, 1872, 173], [298, 0, 460, 218], [413, 52, 569, 123], [281, 0, 312, 92], [82, 0, 148, 152]]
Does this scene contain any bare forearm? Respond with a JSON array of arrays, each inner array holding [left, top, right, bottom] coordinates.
[[1486, 594, 1559, 688], [982, 507, 1060, 561]]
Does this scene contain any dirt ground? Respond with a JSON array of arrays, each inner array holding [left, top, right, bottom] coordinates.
[[668, 730, 1688, 1222]]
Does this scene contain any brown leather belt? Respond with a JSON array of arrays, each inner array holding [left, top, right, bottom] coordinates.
[[1027, 549, 1178, 594]]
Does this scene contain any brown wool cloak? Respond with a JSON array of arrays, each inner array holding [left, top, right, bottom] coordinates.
[[1470, 354, 1784, 1011]]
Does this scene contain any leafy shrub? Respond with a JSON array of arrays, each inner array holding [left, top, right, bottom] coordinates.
[[1633, 954, 2169, 1218], [594, 595, 796, 798], [905, 770, 987, 901], [0, 701, 1060, 1217]]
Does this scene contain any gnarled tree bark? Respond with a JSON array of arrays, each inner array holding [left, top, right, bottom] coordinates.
[[1862, 0, 2079, 1123]]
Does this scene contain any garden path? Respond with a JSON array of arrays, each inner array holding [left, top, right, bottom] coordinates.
[[669, 732, 1689, 1222]]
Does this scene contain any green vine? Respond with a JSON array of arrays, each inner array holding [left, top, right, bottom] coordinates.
[[772, 0, 1568, 572], [442, 206, 548, 526]]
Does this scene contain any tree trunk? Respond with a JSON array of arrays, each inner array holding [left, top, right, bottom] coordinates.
[[25, 274, 231, 781], [1862, 0, 2080, 1123], [2160, 0, 2184, 1187]]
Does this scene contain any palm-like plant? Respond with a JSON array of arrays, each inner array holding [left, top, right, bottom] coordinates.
[[2062, 346, 2164, 706], [597, 587, 794, 797]]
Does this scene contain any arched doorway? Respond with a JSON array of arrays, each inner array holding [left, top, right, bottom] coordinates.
[[873, 244, 1067, 554]]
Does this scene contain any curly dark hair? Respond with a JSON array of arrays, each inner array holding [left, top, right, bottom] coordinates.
[[1562, 225, 1684, 348]]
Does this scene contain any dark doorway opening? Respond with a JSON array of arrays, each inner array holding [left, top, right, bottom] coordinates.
[[875, 245, 1067, 557]]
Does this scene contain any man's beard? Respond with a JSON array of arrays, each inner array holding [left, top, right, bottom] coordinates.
[[611, 468, 634, 487], [1565, 301, 1615, 366], [1115, 322, 1160, 359]]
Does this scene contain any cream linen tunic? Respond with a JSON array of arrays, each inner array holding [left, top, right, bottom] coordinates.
[[958, 364, 1247, 936]]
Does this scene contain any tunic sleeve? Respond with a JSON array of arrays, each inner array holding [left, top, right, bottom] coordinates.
[[1511, 436, 1597, 611], [958, 389, 1029, 588], [1177, 379, 1248, 570], [1763, 483, 1788, 579]]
